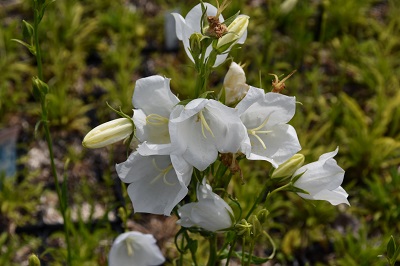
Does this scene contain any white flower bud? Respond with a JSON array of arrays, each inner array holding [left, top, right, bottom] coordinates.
[[82, 118, 133, 149], [223, 62, 250, 105], [216, 15, 249, 53]]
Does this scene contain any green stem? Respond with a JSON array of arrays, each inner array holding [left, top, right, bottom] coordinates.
[[264, 182, 293, 207], [245, 241, 256, 266], [33, 3, 72, 265], [224, 237, 237, 266], [207, 234, 217, 266]]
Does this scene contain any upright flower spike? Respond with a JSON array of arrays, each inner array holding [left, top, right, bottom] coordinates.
[[171, 3, 248, 67], [169, 98, 247, 171], [236, 86, 301, 168], [82, 118, 133, 149], [292, 147, 350, 206], [116, 151, 193, 216], [223, 62, 250, 105], [108, 231, 165, 266], [177, 178, 234, 232]]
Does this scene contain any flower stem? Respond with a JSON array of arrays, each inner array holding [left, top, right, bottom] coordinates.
[[224, 236, 237, 266], [33, 2, 72, 264], [207, 234, 218, 266]]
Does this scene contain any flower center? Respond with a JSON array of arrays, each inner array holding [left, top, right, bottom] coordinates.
[[146, 114, 169, 125], [247, 116, 272, 150], [150, 159, 175, 186], [198, 110, 215, 139]]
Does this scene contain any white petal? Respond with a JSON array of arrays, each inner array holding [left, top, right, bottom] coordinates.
[[132, 75, 179, 117], [205, 100, 247, 153], [247, 124, 301, 167], [308, 187, 350, 206], [171, 13, 185, 40]]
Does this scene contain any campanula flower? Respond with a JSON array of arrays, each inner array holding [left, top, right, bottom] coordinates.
[[292, 147, 350, 205], [108, 231, 165, 266], [178, 178, 234, 232]]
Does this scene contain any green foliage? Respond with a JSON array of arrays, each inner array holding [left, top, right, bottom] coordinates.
[[2, 0, 400, 264], [0, 175, 43, 227]]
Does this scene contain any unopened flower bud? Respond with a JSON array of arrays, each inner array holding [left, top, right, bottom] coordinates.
[[32, 76, 49, 100], [189, 32, 204, 58], [223, 62, 249, 105], [82, 118, 133, 149], [271, 154, 305, 179], [215, 15, 249, 53], [28, 254, 41, 266], [248, 214, 263, 238], [235, 219, 252, 239], [256, 209, 269, 224]]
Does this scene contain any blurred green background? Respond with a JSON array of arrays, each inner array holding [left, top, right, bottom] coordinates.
[[1, 0, 400, 265]]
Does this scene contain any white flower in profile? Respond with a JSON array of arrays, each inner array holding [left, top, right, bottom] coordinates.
[[116, 151, 193, 216], [292, 147, 350, 206], [171, 3, 247, 67], [169, 98, 247, 171], [178, 178, 234, 232], [108, 231, 165, 266], [236, 86, 301, 168], [223, 62, 250, 105], [132, 75, 180, 155]]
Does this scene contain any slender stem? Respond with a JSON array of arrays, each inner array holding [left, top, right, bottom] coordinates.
[[245, 241, 255, 266], [33, 9, 43, 80], [33, 3, 72, 265], [264, 182, 292, 206], [207, 234, 217, 266], [224, 237, 237, 266]]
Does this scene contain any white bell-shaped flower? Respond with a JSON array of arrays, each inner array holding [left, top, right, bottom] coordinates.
[[171, 3, 247, 67], [116, 151, 193, 216], [236, 86, 301, 168], [132, 75, 180, 155], [132, 75, 178, 144], [169, 98, 247, 171], [108, 231, 165, 266], [292, 147, 350, 205], [178, 178, 234, 232]]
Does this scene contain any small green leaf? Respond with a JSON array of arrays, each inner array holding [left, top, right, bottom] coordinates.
[[22, 20, 34, 39], [387, 236, 396, 260], [176, 99, 193, 106], [222, 11, 240, 27], [11, 39, 36, 55]]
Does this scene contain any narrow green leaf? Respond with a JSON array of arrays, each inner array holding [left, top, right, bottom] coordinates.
[[387, 236, 396, 260], [11, 39, 36, 55]]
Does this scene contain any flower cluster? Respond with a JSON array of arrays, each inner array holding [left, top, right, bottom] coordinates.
[[83, 1, 349, 264]]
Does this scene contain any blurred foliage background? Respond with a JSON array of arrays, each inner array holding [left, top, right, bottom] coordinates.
[[1, 0, 400, 265]]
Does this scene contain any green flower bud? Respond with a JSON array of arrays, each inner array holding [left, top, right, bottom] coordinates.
[[82, 118, 133, 149], [248, 214, 263, 238], [256, 209, 269, 225], [189, 32, 204, 57], [28, 254, 41, 266], [271, 154, 305, 179], [32, 76, 49, 100]]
